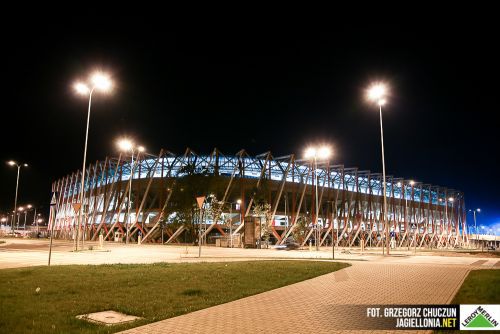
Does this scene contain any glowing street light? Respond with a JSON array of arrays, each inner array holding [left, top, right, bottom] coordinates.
[[366, 81, 390, 255], [304, 145, 332, 251], [6, 160, 28, 232], [74, 83, 90, 95], [73, 71, 113, 251], [74, 72, 112, 96], [367, 83, 387, 102], [305, 146, 331, 160], [304, 147, 317, 159], [117, 138, 145, 244]]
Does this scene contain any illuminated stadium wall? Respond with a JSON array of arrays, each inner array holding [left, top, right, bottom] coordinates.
[[48, 149, 468, 248]]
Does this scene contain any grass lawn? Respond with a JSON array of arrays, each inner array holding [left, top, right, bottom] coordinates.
[[0, 260, 349, 333], [451, 269, 500, 304], [435, 269, 500, 334]]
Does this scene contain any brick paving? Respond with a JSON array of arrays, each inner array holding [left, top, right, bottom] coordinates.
[[119, 262, 470, 334]]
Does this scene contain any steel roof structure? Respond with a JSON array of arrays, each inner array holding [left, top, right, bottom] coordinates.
[[49, 149, 468, 249]]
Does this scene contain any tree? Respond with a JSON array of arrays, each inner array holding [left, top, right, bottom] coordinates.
[[168, 164, 214, 242], [206, 194, 225, 226], [292, 215, 309, 245], [253, 201, 272, 248], [158, 163, 235, 243]]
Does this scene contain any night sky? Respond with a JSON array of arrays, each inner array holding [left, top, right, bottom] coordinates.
[[1, 18, 498, 232]]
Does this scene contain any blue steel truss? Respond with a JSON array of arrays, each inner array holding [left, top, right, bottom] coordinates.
[[66, 154, 463, 206]]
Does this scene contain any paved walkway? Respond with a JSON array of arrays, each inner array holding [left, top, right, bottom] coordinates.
[[119, 262, 470, 334], [1, 239, 499, 269]]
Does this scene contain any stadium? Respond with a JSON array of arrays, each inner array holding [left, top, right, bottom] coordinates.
[[48, 148, 468, 249]]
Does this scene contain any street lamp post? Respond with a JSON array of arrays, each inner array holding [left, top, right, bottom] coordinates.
[[23, 204, 32, 229], [367, 82, 390, 256], [228, 204, 232, 248], [449, 197, 455, 248], [23, 204, 33, 230], [305, 146, 331, 251], [37, 217, 43, 234], [469, 208, 480, 248], [314, 156, 319, 251], [32, 209, 38, 231], [7, 161, 28, 233], [117, 138, 145, 244], [235, 200, 241, 247], [17, 207, 24, 230], [74, 72, 112, 251]]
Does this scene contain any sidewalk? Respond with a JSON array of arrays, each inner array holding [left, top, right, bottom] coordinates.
[[1, 239, 498, 269], [119, 261, 470, 334]]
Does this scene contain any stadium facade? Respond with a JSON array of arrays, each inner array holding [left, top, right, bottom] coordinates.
[[48, 149, 469, 248]]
